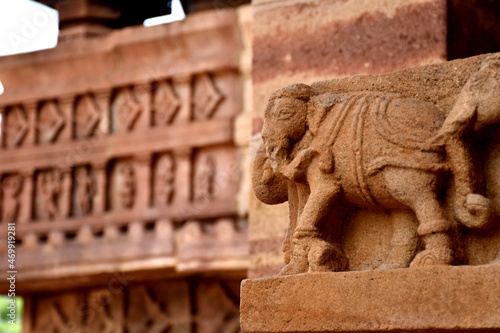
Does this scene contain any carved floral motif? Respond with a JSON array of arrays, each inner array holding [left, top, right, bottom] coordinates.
[[114, 88, 141, 131], [74, 94, 101, 138], [153, 81, 180, 125], [38, 101, 65, 143], [193, 74, 223, 120]]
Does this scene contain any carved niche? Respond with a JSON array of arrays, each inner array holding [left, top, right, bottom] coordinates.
[[192, 73, 223, 120], [112, 87, 142, 132], [153, 81, 180, 126], [74, 166, 94, 217], [194, 154, 217, 203], [74, 94, 101, 139], [36, 170, 62, 220], [109, 160, 137, 210], [4, 106, 29, 148], [252, 55, 500, 276], [154, 154, 176, 206], [38, 101, 65, 144], [2, 175, 22, 222]]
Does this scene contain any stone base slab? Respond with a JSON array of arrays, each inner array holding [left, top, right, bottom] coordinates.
[[240, 265, 500, 332]]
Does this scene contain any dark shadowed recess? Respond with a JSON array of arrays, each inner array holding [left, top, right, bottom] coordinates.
[[38, 0, 250, 29], [447, 0, 500, 60]]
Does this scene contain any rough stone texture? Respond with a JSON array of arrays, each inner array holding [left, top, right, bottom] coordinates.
[[241, 265, 500, 333], [250, 0, 452, 278]]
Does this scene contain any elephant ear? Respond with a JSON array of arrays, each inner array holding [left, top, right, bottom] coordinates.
[[307, 94, 335, 136], [252, 144, 289, 205]]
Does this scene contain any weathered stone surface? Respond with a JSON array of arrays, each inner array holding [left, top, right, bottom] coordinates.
[[253, 0, 447, 84], [241, 265, 500, 332]]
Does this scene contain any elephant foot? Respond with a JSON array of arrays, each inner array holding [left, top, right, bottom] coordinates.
[[308, 238, 348, 273], [278, 234, 348, 275], [410, 233, 453, 267], [278, 236, 309, 276], [377, 241, 419, 270], [278, 260, 308, 276]]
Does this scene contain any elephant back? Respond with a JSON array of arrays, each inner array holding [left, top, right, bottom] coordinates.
[[371, 93, 446, 151]]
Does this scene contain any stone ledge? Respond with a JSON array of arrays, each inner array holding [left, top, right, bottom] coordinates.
[[240, 265, 500, 332]]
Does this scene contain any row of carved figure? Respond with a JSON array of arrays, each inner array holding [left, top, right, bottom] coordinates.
[[29, 279, 241, 333], [2, 73, 224, 148], [253, 55, 500, 274], [1, 154, 217, 222]]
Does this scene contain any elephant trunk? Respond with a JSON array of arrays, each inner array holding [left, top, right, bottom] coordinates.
[[446, 137, 495, 229]]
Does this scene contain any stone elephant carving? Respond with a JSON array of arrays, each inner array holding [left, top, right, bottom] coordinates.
[[252, 56, 499, 275]]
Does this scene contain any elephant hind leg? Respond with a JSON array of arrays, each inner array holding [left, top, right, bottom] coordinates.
[[377, 211, 419, 270], [384, 168, 453, 267]]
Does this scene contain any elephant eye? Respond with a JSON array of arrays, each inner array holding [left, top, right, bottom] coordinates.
[[276, 108, 294, 120]]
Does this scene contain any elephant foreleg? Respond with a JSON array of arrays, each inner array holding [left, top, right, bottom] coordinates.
[[279, 180, 348, 275]]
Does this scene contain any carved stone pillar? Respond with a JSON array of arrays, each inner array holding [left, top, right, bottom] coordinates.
[[24, 101, 38, 145], [19, 169, 34, 224], [173, 74, 192, 123], [58, 168, 73, 218], [93, 160, 107, 214], [58, 95, 74, 141], [94, 89, 111, 135], [136, 82, 153, 129], [0, 107, 6, 149], [172, 147, 192, 206], [134, 153, 152, 212]]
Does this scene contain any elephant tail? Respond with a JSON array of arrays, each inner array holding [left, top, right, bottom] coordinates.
[[454, 194, 496, 229]]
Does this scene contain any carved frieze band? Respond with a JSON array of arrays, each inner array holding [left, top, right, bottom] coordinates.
[[0, 72, 224, 148]]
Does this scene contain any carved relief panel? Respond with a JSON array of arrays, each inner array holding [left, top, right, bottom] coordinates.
[[0, 68, 243, 280], [37, 101, 65, 144], [73, 165, 95, 217], [1, 174, 22, 223], [26, 277, 242, 333], [4, 106, 29, 148], [192, 73, 223, 121], [111, 87, 142, 133], [153, 153, 176, 207], [35, 169, 63, 220], [153, 81, 180, 126], [74, 94, 102, 139], [108, 160, 137, 211], [193, 147, 239, 206]]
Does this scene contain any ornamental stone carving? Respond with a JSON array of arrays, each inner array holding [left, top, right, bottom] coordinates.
[[252, 55, 500, 276], [2, 175, 22, 222]]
